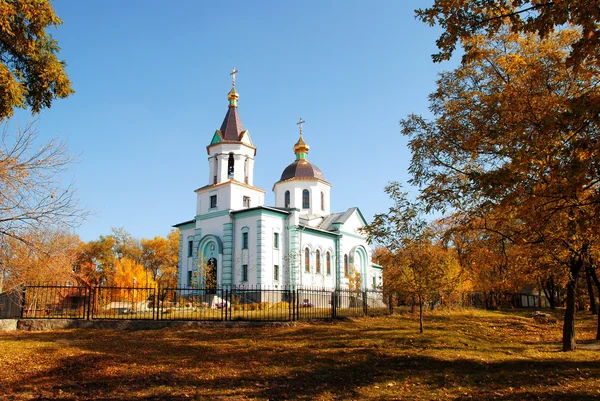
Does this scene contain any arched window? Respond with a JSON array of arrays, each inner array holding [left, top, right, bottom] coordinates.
[[305, 248, 310, 272], [228, 153, 234, 178], [302, 189, 310, 209], [321, 191, 325, 211], [285, 190, 290, 208], [316, 250, 321, 274], [326, 252, 331, 275], [344, 254, 349, 276]]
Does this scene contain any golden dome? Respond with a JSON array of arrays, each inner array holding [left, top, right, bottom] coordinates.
[[294, 134, 310, 155], [227, 87, 239, 106]]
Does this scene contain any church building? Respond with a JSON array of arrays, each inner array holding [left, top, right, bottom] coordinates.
[[174, 70, 382, 290]]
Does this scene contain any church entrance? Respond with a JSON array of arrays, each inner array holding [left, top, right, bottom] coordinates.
[[206, 257, 217, 294]]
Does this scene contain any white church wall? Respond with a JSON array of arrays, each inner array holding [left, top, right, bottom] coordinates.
[[231, 212, 287, 287], [298, 230, 337, 288], [178, 226, 196, 287], [229, 184, 265, 210], [274, 180, 331, 217]]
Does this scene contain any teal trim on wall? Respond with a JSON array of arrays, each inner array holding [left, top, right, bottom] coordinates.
[[289, 227, 299, 286], [233, 208, 287, 220], [256, 219, 265, 286], [335, 236, 341, 290], [301, 226, 340, 240], [196, 209, 230, 221], [174, 221, 195, 230], [338, 230, 367, 240], [198, 234, 223, 255], [222, 222, 233, 286]]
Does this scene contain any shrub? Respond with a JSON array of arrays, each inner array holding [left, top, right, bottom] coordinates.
[[271, 302, 290, 309]]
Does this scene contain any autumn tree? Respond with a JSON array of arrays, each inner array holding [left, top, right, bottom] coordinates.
[[141, 229, 179, 288], [401, 28, 600, 350], [112, 257, 153, 288], [0, 0, 74, 120], [0, 228, 80, 292], [1, 121, 86, 250], [363, 182, 464, 333], [416, 0, 600, 66], [73, 228, 141, 284]]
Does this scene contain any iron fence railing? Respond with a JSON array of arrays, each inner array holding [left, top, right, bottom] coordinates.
[[2, 284, 390, 322]]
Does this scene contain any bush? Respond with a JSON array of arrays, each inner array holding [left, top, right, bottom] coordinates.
[[271, 302, 290, 309]]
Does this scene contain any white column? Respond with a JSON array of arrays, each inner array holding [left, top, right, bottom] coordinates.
[[233, 154, 244, 182], [217, 154, 228, 183], [247, 158, 255, 186], [208, 156, 217, 184]]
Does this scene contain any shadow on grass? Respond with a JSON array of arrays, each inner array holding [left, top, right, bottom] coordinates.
[[1, 314, 599, 400]]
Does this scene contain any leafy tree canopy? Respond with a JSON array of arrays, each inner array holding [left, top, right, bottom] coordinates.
[[416, 0, 600, 65], [0, 0, 74, 119]]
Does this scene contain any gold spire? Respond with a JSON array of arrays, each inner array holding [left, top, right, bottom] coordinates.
[[294, 118, 309, 159], [228, 67, 239, 107]]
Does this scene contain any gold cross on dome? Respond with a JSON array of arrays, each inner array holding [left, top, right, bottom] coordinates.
[[297, 118, 305, 135], [230, 67, 239, 87]]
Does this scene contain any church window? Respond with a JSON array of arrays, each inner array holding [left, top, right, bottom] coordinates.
[[273, 232, 279, 249], [210, 195, 217, 209], [321, 192, 325, 211], [344, 254, 349, 276], [213, 175, 217, 185], [187, 271, 193, 286], [242, 232, 249, 249], [302, 189, 310, 209], [373, 276, 376, 289], [228, 153, 234, 178], [243, 196, 250, 208], [284, 190, 290, 208], [188, 240, 193, 257], [242, 264, 248, 281], [326, 252, 331, 275], [316, 250, 321, 274], [305, 248, 310, 272], [274, 265, 279, 281]]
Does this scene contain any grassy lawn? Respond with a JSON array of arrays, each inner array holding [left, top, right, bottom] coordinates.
[[0, 309, 599, 400]]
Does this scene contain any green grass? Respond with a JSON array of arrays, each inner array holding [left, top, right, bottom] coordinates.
[[1, 309, 599, 400]]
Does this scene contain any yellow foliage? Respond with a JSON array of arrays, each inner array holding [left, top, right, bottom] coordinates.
[[111, 258, 155, 288]]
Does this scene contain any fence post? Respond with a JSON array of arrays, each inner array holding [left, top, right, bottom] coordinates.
[[331, 291, 336, 320], [86, 286, 92, 320], [19, 285, 26, 318], [224, 288, 228, 321], [363, 290, 368, 316], [295, 288, 300, 321], [154, 286, 158, 321]]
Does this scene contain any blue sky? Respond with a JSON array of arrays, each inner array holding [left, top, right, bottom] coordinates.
[[16, 1, 457, 242]]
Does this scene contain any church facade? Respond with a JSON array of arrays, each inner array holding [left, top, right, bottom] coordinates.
[[174, 74, 382, 290]]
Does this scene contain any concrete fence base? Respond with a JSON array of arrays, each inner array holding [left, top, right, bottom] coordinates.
[[8, 319, 295, 331]]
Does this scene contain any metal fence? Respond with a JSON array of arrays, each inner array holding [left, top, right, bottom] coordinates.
[[1, 284, 390, 322]]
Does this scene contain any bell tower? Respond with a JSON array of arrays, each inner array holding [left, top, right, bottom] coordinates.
[[195, 68, 265, 216]]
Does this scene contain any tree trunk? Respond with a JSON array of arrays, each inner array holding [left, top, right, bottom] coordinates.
[[542, 277, 556, 309], [419, 294, 424, 333], [586, 267, 597, 314], [563, 255, 584, 352], [589, 268, 600, 340]]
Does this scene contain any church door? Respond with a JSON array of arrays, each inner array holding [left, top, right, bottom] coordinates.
[[207, 257, 217, 294]]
